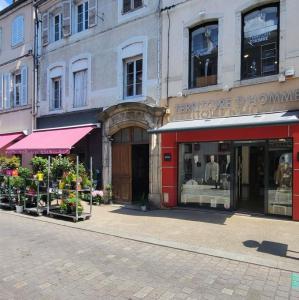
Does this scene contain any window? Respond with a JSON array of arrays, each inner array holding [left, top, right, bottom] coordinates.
[[54, 14, 62, 41], [14, 73, 21, 106], [124, 57, 143, 98], [123, 0, 143, 14], [189, 23, 218, 89], [11, 16, 24, 46], [51, 77, 61, 110], [77, 1, 89, 32], [242, 5, 279, 79], [73, 69, 87, 107]]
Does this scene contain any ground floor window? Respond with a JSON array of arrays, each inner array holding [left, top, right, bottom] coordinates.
[[178, 139, 293, 217]]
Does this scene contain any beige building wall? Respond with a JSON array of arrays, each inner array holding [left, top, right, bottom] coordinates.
[[0, 0, 34, 134], [160, 0, 299, 120], [37, 0, 161, 117]]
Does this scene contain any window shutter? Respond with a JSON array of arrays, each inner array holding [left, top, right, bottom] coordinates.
[[21, 65, 28, 106], [42, 13, 49, 46], [3, 74, 11, 109], [0, 75, 3, 110], [88, 0, 97, 28], [0, 28, 2, 51], [62, 1, 71, 37]]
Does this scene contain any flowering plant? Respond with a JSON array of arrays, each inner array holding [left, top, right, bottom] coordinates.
[[92, 190, 104, 205]]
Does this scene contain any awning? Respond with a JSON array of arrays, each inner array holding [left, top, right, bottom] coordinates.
[[6, 125, 97, 155], [149, 111, 299, 133], [0, 132, 25, 151]]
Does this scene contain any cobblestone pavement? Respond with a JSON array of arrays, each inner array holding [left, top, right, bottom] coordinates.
[[0, 213, 298, 300]]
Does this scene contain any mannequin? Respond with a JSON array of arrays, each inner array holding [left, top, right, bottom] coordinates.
[[275, 154, 292, 188], [205, 155, 219, 184]]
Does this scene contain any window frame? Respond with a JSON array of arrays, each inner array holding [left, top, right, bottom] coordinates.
[[241, 3, 280, 81], [76, 1, 89, 33], [188, 21, 219, 89], [51, 77, 62, 110], [53, 13, 62, 42], [122, 0, 144, 14], [73, 69, 88, 108], [11, 15, 24, 47], [123, 55, 143, 99], [13, 71, 22, 107]]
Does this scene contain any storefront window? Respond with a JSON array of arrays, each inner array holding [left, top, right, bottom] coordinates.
[[267, 139, 292, 217], [242, 5, 279, 79], [189, 23, 218, 89], [179, 142, 231, 209]]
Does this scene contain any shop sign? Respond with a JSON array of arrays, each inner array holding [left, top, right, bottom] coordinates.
[[175, 88, 299, 120]]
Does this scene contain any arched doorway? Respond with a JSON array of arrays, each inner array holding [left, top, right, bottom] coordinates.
[[112, 126, 149, 203]]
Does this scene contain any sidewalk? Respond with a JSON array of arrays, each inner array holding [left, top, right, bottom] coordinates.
[[1, 204, 299, 272]]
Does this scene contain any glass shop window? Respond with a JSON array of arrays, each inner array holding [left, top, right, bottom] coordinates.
[[179, 142, 232, 209], [242, 5, 279, 79], [267, 139, 292, 217], [189, 23, 218, 89]]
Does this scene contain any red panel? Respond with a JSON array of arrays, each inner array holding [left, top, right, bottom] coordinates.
[[293, 195, 299, 221], [162, 167, 177, 187], [293, 143, 299, 170], [176, 125, 289, 143], [294, 170, 299, 195], [162, 132, 177, 148], [162, 186, 177, 207], [290, 124, 299, 139], [162, 148, 177, 168]]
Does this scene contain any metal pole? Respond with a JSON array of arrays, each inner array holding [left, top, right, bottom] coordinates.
[[75, 156, 79, 221], [47, 156, 51, 215], [90, 157, 93, 216]]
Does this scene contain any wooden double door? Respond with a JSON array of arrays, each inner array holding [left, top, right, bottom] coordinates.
[[112, 127, 149, 203]]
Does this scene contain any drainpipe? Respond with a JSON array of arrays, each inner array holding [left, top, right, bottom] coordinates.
[[157, 0, 162, 106]]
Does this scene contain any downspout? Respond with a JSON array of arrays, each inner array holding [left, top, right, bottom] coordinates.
[[157, 0, 161, 106]]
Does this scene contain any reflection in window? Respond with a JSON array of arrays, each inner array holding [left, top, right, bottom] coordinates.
[[124, 56, 143, 98], [268, 139, 292, 216], [242, 5, 279, 79], [179, 142, 231, 209], [189, 23, 218, 88]]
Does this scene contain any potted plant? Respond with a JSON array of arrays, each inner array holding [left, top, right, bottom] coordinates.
[[91, 190, 104, 205], [0, 156, 8, 174], [140, 193, 149, 212], [6, 156, 20, 176], [51, 156, 74, 181], [31, 156, 48, 181], [15, 191, 25, 213], [104, 184, 113, 204]]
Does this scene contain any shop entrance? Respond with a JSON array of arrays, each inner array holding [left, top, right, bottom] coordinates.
[[112, 127, 149, 203], [234, 142, 266, 213]]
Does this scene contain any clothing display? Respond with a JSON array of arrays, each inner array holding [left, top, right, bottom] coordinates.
[[275, 163, 292, 188], [205, 161, 219, 183]]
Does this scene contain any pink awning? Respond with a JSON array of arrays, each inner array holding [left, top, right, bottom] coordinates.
[[6, 125, 96, 155], [0, 132, 25, 150]]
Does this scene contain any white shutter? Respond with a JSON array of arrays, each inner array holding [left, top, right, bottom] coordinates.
[[3, 74, 11, 109], [11, 16, 24, 46], [42, 13, 49, 46], [88, 0, 97, 28], [21, 65, 28, 106], [0, 28, 2, 51], [62, 1, 71, 37], [0, 75, 3, 110]]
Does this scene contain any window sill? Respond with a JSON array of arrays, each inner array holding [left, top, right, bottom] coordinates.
[[11, 41, 24, 49], [0, 105, 31, 114], [123, 95, 146, 102], [122, 6, 144, 15], [234, 74, 279, 88], [182, 84, 223, 96]]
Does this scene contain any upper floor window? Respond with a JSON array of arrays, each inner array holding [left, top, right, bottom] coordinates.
[[77, 1, 89, 32], [123, 0, 143, 14], [124, 56, 143, 98], [51, 77, 62, 110], [241, 4, 279, 80], [189, 23, 218, 89], [54, 14, 62, 42], [74, 69, 87, 107], [11, 16, 24, 47], [14, 72, 21, 107]]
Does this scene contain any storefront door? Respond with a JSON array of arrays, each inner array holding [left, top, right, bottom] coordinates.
[[234, 142, 266, 213]]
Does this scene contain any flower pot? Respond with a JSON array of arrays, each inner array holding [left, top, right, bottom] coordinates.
[[6, 169, 13, 176], [36, 172, 44, 181], [141, 205, 147, 212], [15, 205, 23, 213], [12, 169, 19, 177]]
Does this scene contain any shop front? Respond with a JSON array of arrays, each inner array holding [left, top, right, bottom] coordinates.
[[156, 80, 299, 221]]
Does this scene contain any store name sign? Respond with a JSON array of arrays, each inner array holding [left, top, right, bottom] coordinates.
[[175, 88, 299, 119]]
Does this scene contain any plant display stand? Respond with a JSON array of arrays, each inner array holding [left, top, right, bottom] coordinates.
[[47, 156, 93, 222], [23, 179, 48, 216], [0, 175, 17, 209]]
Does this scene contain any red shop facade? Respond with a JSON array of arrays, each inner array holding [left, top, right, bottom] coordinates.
[[157, 112, 299, 221]]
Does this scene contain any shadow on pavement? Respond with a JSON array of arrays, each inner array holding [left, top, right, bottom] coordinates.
[[243, 240, 299, 261], [110, 206, 232, 225]]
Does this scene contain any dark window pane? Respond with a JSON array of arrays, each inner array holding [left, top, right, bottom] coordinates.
[[84, 1, 89, 29], [77, 4, 83, 32], [189, 23, 218, 88], [134, 0, 143, 9], [127, 85, 134, 97], [242, 5, 279, 79], [123, 0, 131, 13], [136, 83, 142, 95], [136, 59, 142, 72]]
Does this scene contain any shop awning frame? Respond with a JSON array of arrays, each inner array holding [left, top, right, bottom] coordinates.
[[6, 124, 100, 155], [149, 111, 299, 133]]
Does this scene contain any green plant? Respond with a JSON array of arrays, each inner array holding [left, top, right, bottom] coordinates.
[[18, 167, 32, 180], [10, 176, 26, 190], [0, 156, 8, 170], [31, 156, 48, 174], [6, 156, 20, 169], [51, 156, 74, 180]]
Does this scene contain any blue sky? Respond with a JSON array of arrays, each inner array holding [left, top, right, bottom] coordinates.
[[0, 0, 11, 11]]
